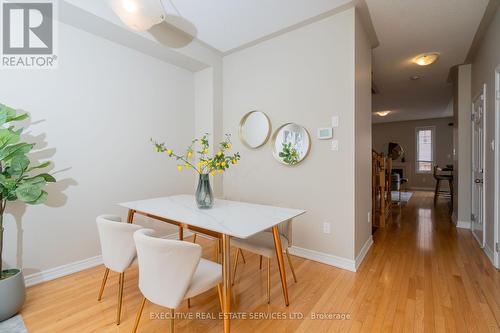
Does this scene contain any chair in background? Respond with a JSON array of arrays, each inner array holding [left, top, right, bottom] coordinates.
[[230, 221, 297, 304], [433, 165, 454, 210], [132, 229, 222, 333], [391, 173, 408, 203], [96, 215, 143, 325]]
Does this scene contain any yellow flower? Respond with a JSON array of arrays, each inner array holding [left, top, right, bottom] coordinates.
[[218, 169, 223, 173], [197, 162, 203, 167], [187, 151, 193, 158], [227, 143, 231, 149], [177, 165, 183, 171], [217, 151, 222, 157], [210, 170, 216, 176], [216, 162, 220, 166], [167, 149, 173, 156], [203, 149, 209, 154], [232, 159, 237, 164], [221, 161, 226, 167], [185, 163, 190, 168]]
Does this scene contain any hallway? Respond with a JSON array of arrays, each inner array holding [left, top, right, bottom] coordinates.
[[365, 191, 500, 332]]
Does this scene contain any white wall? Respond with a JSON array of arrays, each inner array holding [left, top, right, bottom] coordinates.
[[471, 7, 500, 255], [0, 22, 195, 275], [354, 10, 373, 258], [453, 64, 472, 225], [223, 8, 366, 263]]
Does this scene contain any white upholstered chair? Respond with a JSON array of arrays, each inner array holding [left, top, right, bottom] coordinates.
[[96, 214, 143, 325], [231, 221, 297, 304], [132, 229, 223, 333]]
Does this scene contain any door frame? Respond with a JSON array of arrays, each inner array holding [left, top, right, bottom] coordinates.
[[471, 84, 487, 248], [494, 67, 500, 268]]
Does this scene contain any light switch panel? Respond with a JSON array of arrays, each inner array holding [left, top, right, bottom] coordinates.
[[331, 139, 339, 151], [332, 116, 339, 128]]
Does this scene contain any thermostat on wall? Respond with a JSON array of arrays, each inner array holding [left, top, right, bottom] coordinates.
[[317, 128, 333, 140]]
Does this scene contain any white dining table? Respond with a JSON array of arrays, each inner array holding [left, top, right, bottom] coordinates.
[[120, 194, 306, 333]]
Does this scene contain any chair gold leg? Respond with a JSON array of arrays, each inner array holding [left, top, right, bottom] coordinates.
[[240, 250, 246, 263], [285, 249, 298, 283], [169, 308, 175, 333], [231, 248, 240, 285], [217, 284, 223, 311], [116, 272, 125, 325], [259, 255, 263, 270], [267, 258, 271, 304], [132, 297, 146, 333], [187, 298, 191, 308], [97, 268, 110, 301], [193, 233, 197, 243]]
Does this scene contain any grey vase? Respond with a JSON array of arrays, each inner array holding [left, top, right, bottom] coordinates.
[[195, 173, 214, 209], [0, 269, 26, 322]]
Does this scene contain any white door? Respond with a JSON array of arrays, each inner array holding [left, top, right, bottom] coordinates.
[[472, 84, 486, 247]]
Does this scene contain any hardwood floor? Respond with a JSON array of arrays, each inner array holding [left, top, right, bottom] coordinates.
[[21, 192, 500, 332]]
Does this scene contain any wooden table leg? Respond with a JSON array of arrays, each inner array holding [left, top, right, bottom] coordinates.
[[272, 225, 289, 306], [127, 209, 135, 223], [221, 234, 231, 333]]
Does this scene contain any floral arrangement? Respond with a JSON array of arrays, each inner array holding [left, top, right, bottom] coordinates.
[[152, 133, 241, 175]]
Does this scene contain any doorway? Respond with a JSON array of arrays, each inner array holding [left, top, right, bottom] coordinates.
[[471, 84, 486, 248]]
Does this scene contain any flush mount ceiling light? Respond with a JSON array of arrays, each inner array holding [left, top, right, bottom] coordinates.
[[375, 111, 391, 117], [413, 52, 440, 66], [107, 0, 166, 31]]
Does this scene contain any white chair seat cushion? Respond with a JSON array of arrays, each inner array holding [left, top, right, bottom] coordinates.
[[231, 231, 289, 258], [184, 259, 222, 299]]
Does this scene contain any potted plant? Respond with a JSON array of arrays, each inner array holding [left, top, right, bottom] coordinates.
[[152, 133, 240, 209], [0, 103, 55, 321]]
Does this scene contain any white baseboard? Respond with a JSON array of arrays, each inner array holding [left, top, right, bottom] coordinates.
[[484, 245, 495, 266], [355, 236, 373, 270], [456, 221, 471, 229], [24, 231, 192, 287], [288, 246, 356, 272], [24, 255, 103, 287]]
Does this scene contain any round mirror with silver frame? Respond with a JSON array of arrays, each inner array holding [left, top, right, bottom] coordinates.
[[239, 111, 272, 149], [272, 123, 311, 166]]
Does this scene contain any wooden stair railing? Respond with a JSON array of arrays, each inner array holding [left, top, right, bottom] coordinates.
[[372, 150, 392, 228]]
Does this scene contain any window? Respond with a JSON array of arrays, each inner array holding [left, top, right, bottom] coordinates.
[[416, 127, 435, 173]]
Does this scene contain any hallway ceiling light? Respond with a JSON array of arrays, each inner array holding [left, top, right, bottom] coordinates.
[[375, 111, 391, 117], [413, 53, 440, 66], [107, 0, 166, 31]]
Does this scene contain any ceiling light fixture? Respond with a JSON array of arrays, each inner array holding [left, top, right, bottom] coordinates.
[[375, 111, 391, 117], [107, 0, 166, 31], [410, 75, 421, 80], [413, 52, 440, 66]]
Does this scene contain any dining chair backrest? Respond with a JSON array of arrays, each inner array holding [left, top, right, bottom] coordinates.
[[265, 219, 293, 246], [133, 229, 202, 309], [96, 215, 143, 273]]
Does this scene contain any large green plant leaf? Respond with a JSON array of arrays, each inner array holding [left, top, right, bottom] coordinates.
[[0, 128, 20, 148], [26, 173, 55, 183], [0, 104, 16, 125], [27, 190, 48, 205], [8, 155, 30, 178], [0, 142, 33, 161], [15, 176, 46, 202], [26, 161, 50, 172]]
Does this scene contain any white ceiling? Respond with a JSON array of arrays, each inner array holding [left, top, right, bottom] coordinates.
[[368, 0, 489, 123], [162, 0, 351, 53]]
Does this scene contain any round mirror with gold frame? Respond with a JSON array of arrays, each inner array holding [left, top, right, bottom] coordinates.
[[272, 123, 311, 166], [239, 111, 272, 149]]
